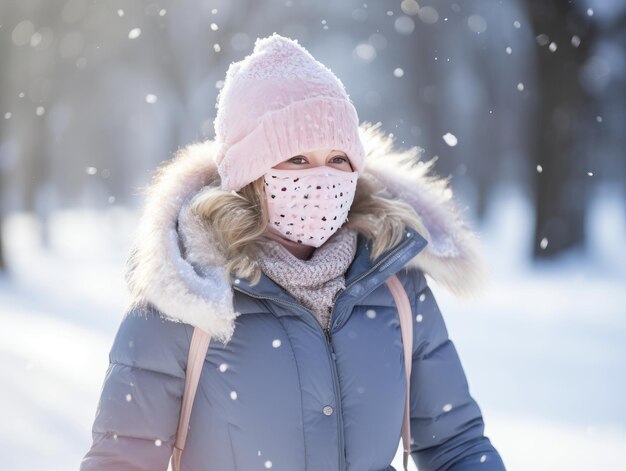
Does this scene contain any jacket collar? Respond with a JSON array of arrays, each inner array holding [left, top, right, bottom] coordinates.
[[124, 122, 489, 344], [231, 225, 428, 304]]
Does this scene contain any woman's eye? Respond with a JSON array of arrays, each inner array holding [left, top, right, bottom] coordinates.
[[289, 156, 307, 164], [331, 155, 348, 163]]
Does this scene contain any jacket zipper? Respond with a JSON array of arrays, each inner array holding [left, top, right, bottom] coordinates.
[[232, 284, 347, 470], [326, 289, 344, 470], [231, 232, 418, 470]]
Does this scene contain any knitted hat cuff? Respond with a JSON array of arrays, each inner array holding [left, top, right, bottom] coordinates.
[[215, 96, 365, 191]]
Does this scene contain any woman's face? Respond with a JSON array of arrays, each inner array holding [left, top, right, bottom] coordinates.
[[272, 148, 353, 172]]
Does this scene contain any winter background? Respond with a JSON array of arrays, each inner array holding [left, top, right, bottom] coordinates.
[[1, 0, 625, 470]]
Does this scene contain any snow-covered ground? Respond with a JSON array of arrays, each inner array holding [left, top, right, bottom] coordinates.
[[1, 184, 624, 471]]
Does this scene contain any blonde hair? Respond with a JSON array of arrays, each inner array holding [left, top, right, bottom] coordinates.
[[189, 169, 428, 286]]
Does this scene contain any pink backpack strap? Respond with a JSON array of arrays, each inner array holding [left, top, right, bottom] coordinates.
[[171, 326, 212, 471], [385, 274, 414, 471]]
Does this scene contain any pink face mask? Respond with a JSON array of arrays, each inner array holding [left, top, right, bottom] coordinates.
[[263, 165, 359, 247]]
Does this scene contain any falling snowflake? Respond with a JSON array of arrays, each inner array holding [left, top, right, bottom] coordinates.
[[395, 16, 415, 35], [467, 14, 487, 34], [219, 362, 229, 372], [418, 6, 439, 24], [540, 237, 548, 249], [128, 28, 141, 39], [272, 339, 281, 348], [401, 0, 420, 16], [145, 94, 158, 104], [442, 403, 453, 412], [442, 132, 458, 147], [230, 391, 238, 400], [353, 43, 376, 64], [366, 309, 376, 319], [536, 165, 543, 173]]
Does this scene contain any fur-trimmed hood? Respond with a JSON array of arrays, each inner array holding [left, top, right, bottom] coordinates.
[[124, 122, 489, 344]]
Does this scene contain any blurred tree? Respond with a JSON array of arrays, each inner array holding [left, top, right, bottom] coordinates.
[[20, 0, 55, 249], [525, 0, 596, 258], [0, 0, 11, 271], [2, 0, 55, 250]]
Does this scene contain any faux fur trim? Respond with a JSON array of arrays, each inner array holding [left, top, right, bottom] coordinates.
[[359, 122, 489, 299], [124, 122, 489, 343], [124, 142, 238, 344]]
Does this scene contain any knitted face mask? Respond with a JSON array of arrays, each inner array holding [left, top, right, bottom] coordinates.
[[263, 165, 358, 247]]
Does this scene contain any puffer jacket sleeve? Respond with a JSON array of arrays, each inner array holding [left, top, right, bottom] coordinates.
[[406, 269, 506, 471], [79, 304, 193, 471]]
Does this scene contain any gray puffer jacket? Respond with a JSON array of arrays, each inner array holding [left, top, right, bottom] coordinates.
[[79, 124, 506, 471]]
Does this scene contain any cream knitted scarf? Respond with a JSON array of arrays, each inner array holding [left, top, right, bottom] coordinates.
[[256, 226, 359, 332]]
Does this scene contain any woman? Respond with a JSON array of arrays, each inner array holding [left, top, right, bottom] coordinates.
[[80, 33, 506, 471]]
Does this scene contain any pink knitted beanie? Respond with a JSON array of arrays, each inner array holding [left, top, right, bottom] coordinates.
[[212, 32, 366, 191]]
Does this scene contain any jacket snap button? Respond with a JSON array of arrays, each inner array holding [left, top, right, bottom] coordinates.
[[323, 405, 334, 416]]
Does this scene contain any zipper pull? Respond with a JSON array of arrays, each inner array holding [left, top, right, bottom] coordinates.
[[325, 306, 333, 343], [324, 326, 336, 359]]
